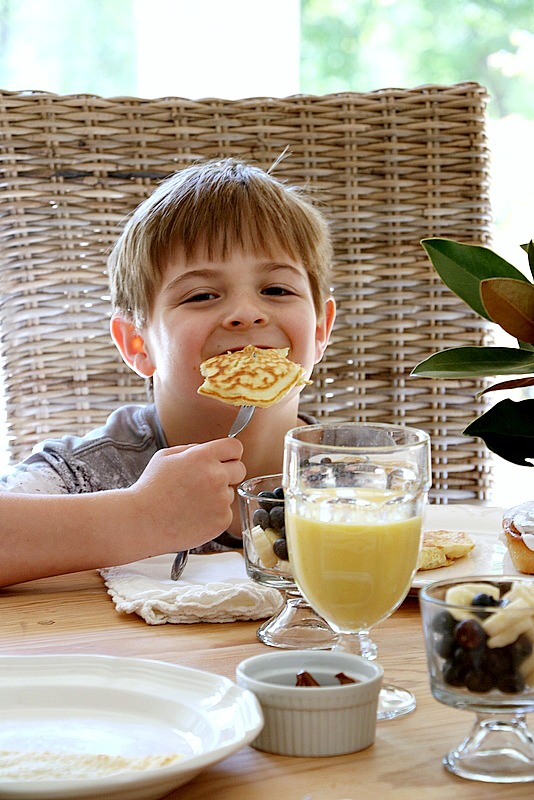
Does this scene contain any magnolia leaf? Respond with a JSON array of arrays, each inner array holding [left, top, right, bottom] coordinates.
[[480, 278, 534, 343], [479, 376, 534, 395], [520, 240, 534, 280], [463, 398, 534, 466], [421, 238, 529, 320], [411, 346, 534, 378]]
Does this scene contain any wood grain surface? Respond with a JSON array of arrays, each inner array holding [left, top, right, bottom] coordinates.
[[0, 569, 530, 799]]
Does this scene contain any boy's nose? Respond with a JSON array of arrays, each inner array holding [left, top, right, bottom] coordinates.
[[223, 297, 269, 329], [226, 314, 268, 329]]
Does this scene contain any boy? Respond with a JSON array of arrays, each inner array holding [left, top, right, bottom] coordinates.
[[0, 158, 336, 584]]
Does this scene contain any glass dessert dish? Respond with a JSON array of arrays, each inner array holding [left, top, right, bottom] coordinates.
[[237, 474, 337, 650], [283, 422, 431, 721], [420, 575, 534, 783]]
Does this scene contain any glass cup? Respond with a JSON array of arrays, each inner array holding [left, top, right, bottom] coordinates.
[[238, 474, 337, 650], [283, 422, 431, 720], [420, 575, 534, 783]]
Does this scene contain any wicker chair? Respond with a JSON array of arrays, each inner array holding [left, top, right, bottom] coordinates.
[[0, 83, 493, 502]]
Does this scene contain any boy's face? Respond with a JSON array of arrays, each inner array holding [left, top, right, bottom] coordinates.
[[112, 245, 335, 416]]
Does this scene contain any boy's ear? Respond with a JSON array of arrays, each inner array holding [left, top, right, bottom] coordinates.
[[314, 296, 336, 363], [110, 312, 156, 378]]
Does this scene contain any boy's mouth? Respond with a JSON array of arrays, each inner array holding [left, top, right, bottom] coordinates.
[[218, 344, 279, 355]]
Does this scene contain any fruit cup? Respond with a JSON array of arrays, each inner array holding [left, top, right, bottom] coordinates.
[[237, 474, 337, 650], [420, 575, 534, 783]]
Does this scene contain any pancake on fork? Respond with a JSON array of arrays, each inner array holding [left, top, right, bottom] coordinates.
[[197, 345, 310, 408]]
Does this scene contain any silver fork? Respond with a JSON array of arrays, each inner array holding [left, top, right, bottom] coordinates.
[[170, 405, 256, 580], [227, 404, 255, 437]]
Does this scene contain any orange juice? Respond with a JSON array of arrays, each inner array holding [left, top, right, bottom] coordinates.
[[286, 511, 422, 632]]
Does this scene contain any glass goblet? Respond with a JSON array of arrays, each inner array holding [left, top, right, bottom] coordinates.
[[420, 575, 534, 783], [283, 422, 431, 720], [352, 630, 415, 719], [237, 474, 338, 650]]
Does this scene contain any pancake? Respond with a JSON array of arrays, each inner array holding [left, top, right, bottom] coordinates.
[[197, 345, 310, 408], [417, 529, 475, 571]]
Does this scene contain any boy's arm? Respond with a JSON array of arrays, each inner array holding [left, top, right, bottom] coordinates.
[[0, 439, 246, 587]]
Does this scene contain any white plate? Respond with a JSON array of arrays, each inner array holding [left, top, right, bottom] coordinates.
[[413, 504, 518, 589], [0, 654, 263, 800]]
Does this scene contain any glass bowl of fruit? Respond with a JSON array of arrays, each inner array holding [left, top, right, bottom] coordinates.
[[238, 474, 336, 650], [419, 575, 534, 783]]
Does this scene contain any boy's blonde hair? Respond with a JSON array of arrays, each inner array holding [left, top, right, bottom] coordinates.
[[108, 158, 333, 326]]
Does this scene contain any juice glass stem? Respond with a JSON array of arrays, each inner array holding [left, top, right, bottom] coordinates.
[[255, 591, 337, 650], [334, 632, 416, 721]]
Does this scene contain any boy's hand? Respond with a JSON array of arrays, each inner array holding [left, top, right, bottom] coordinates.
[[133, 439, 246, 549]]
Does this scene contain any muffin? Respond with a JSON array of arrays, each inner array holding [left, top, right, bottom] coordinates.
[[503, 501, 534, 574]]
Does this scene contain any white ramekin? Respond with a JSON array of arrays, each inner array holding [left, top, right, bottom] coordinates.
[[236, 649, 383, 757]]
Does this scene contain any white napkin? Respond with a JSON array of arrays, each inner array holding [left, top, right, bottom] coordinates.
[[100, 552, 283, 625]]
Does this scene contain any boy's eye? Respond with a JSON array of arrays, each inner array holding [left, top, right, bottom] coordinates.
[[262, 285, 294, 296], [183, 291, 218, 303]]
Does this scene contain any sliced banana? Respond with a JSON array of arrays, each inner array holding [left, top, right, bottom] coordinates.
[[482, 597, 534, 648], [504, 582, 534, 605], [250, 525, 279, 568], [445, 583, 499, 605], [444, 582, 500, 620], [486, 617, 533, 649]]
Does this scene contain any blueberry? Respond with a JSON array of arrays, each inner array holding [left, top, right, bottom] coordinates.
[[496, 672, 525, 694], [273, 538, 288, 560], [273, 486, 285, 500], [471, 593, 501, 619], [257, 490, 276, 511], [442, 659, 466, 687], [436, 633, 456, 659], [253, 508, 270, 529], [432, 611, 456, 636], [471, 592, 501, 608], [451, 646, 475, 673], [509, 633, 533, 666], [485, 647, 512, 677], [465, 670, 494, 693], [269, 505, 285, 531]]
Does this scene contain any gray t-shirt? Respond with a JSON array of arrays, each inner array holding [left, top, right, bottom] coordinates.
[[0, 404, 165, 495], [1, 403, 314, 552]]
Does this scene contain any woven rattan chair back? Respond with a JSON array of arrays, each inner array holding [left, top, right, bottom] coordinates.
[[0, 83, 493, 502]]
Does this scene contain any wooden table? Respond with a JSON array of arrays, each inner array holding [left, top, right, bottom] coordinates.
[[0, 569, 531, 799]]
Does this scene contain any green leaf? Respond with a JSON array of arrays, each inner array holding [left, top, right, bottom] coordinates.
[[463, 399, 534, 466], [421, 238, 529, 320], [520, 240, 534, 281], [411, 346, 534, 378], [480, 278, 534, 343]]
